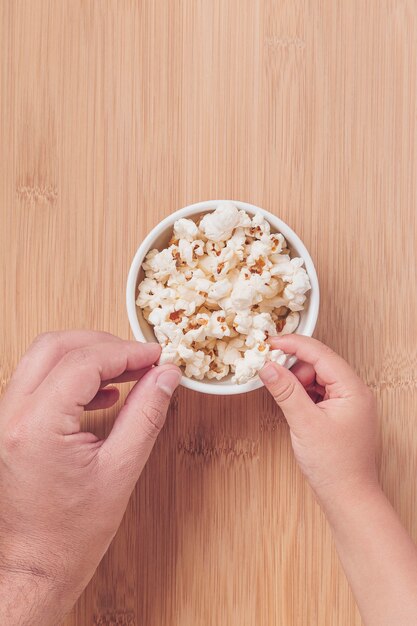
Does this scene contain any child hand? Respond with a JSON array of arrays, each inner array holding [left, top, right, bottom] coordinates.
[[260, 335, 379, 506]]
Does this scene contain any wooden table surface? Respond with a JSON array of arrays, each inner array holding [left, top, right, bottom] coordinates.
[[1, 1, 417, 625]]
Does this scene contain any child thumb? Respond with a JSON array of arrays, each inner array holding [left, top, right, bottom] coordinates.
[[259, 362, 317, 427]]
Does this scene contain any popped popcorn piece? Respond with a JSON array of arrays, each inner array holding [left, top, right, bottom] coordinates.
[[278, 311, 300, 335], [142, 247, 178, 281], [248, 272, 280, 299], [147, 305, 174, 327], [246, 240, 272, 267], [207, 278, 233, 301], [269, 233, 286, 254], [173, 217, 199, 241], [154, 322, 184, 347], [197, 253, 219, 276], [230, 280, 260, 310], [207, 310, 231, 339], [177, 238, 207, 268], [136, 202, 311, 384], [184, 350, 211, 380], [199, 201, 250, 242], [159, 344, 182, 366], [183, 313, 210, 343], [217, 296, 234, 315], [258, 294, 287, 313], [136, 278, 176, 310], [245, 213, 271, 239], [269, 349, 287, 366], [192, 240, 205, 257], [233, 312, 253, 334], [245, 313, 277, 348], [178, 239, 195, 267], [283, 268, 311, 311], [232, 343, 270, 385], [222, 337, 246, 365], [225, 227, 246, 260], [206, 358, 230, 380]]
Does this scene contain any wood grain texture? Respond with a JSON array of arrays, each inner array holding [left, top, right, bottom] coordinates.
[[1, 1, 417, 624]]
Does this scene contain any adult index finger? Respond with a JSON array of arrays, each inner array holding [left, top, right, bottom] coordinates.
[[32, 341, 161, 434], [9, 330, 124, 395]]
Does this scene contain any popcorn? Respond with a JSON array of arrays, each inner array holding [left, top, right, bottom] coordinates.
[[154, 322, 184, 346], [184, 350, 211, 380], [199, 201, 250, 242], [206, 358, 230, 380], [136, 278, 176, 310], [245, 213, 271, 239], [208, 310, 231, 339], [220, 337, 246, 365], [269, 233, 286, 254], [226, 228, 246, 259], [159, 344, 181, 366], [283, 268, 311, 311], [207, 278, 233, 301], [233, 312, 253, 334], [183, 313, 210, 343], [147, 305, 174, 327], [278, 311, 300, 335], [245, 313, 277, 348], [258, 294, 287, 313], [248, 272, 280, 299], [246, 240, 272, 267], [177, 238, 206, 268], [269, 349, 287, 366], [173, 217, 199, 242], [197, 253, 219, 276], [232, 343, 270, 385], [142, 247, 178, 281], [136, 202, 311, 384], [230, 280, 260, 310]]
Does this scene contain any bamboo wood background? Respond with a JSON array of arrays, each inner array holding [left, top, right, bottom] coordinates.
[[1, 1, 417, 625]]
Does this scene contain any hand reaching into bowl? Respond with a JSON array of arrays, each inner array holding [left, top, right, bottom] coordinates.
[[0, 331, 181, 626], [260, 335, 417, 626], [1, 331, 417, 626]]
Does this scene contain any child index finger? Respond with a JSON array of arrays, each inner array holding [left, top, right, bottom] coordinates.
[[269, 335, 363, 396]]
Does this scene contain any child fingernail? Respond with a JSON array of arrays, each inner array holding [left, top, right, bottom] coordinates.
[[156, 369, 182, 395], [260, 363, 279, 383]]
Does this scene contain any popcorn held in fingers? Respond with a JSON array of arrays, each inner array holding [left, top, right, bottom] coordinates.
[[136, 202, 311, 384]]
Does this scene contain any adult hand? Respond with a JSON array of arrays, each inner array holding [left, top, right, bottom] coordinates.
[[260, 335, 379, 506], [0, 331, 181, 626]]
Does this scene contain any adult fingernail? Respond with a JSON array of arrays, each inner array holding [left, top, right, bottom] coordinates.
[[156, 368, 182, 395], [260, 362, 280, 383]]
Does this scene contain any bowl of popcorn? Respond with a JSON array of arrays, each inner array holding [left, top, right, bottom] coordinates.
[[126, 200, 319, 395]]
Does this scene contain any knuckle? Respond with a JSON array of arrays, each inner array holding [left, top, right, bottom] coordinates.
[[32, 331, 62, 350], [140, 401, 165, 437], [320, 344, 337, 359], [273, 380, 296, 404], [63, 347, 92, 366], [2, 420, 30, 454]]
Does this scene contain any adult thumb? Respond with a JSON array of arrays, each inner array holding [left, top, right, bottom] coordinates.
[[100, 364, 182, 483], [259, 361, 317, 428]]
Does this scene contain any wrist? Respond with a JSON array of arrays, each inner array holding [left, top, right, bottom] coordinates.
[[313, 475, 384, 521], [0, 549, 85, 626], [0, 567, 75, 626]]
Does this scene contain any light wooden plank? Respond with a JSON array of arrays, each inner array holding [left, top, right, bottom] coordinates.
[[1, 1, 416, 624]]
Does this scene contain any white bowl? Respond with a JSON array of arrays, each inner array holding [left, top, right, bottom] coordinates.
[[126, 200, 320, 395]]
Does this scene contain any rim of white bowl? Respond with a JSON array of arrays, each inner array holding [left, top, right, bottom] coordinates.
[[126, 200, 320, 395]]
